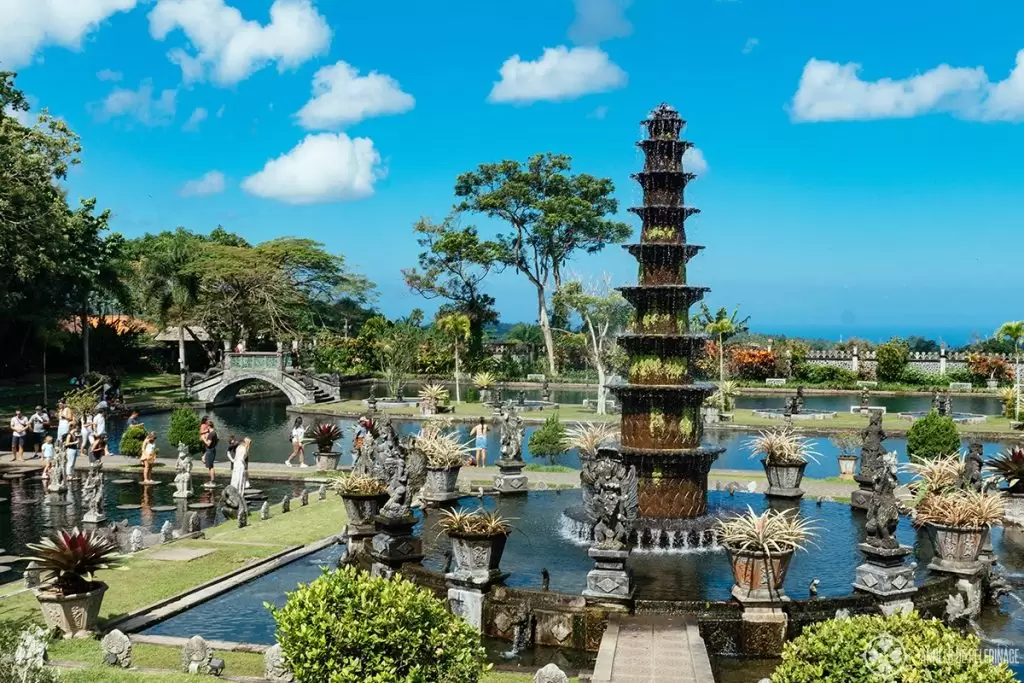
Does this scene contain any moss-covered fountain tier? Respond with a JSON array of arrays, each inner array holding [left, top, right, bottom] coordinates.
[[610, 103, 724, 539]]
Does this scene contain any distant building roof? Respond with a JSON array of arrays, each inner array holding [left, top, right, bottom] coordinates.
[[61, 315, 157, 335], [154, 326, 212, 343]]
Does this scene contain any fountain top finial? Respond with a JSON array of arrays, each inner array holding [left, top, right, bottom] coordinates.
[[646, 103, 680, 120]]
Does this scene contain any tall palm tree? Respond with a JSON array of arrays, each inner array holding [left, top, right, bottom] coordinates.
[[139, 236, 202, 388], [436, 313, 471, 403], [996, 321, 1024, 421], [705, 317, 736, 404]]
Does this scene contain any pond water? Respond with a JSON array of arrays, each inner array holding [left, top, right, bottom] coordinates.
[[105, 398, 1016, 481], [141, 490, 1024, 680], [0, 472, 314, 559]]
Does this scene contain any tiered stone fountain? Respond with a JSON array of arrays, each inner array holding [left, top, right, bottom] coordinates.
[[611, 103, 725, 549]]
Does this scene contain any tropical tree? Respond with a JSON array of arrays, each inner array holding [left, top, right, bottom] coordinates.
[[403, 216, 501, 362], [367, 313, 424, 398], [435, 313, 471, 403], [704, 317, 736, 389], [554, 276, 630, 414], [691, 303, 749, 341], [995, 321, 1024, 421], [454, 153, 631, 375]]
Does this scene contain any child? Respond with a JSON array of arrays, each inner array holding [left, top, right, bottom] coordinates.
[[41, 435, 55, 477], [141, 432, 158, 484]]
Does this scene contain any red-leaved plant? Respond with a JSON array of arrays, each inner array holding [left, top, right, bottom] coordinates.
[[987, 446, 1024, 494], [311, 422, 343, 453], [25, 528, 121, 595]]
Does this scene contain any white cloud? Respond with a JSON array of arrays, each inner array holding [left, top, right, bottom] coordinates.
[[96, 68, 123, 81], [568, 0, 632, 45], [3, 106, 35, 126], [241, 133, 383, 204], [295, 61, 414, 130], [182, 106, 207, 131], [742, 37, 759, 55], [0, 0, 137, 69], [488, 46, 626, 104], [180, 170, 225, 196], [789, 52, 1024, 123], [683, 147, 708, 175], [94, 79, 177, 126], [148, 0, 331, 85]]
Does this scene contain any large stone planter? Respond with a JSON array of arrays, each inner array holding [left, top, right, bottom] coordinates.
[[727, 547, 794, 602], [761, 460, 807, 499], [987, 379, 999, 390], [837, 455, 858, 481], [446, 531, 508, 587], [926, 523, 988, 575], [423, 466, 462, 504], [315, 451, 341, 472], [35, 582, 107, 638], [340, 492, 389, 536]]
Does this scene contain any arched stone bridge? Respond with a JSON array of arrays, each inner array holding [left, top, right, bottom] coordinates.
[[187, 352, 341, 406]]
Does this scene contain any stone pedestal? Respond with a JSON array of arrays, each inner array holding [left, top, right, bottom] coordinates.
[[739, 605, 788, 657], [447, 585, 487, 630], [851, 475, 873, 511], [82, 510, 107, 524], [853, 544, 917, 613], [583, 548, 633, 609], [494, 458, 528, 495], [370, 514, 423, 576]]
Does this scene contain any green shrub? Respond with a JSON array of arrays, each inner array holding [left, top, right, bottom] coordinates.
[[875, 338, 910, 382], [771, 611, 1015, 683], [945, 368, 975, 385], [528, 413, 568, 463], [898, 368, 946, 387], [907, 410, 961, 459], [118, 424, 147, 458], [270, 566, 487, 683], [795, 364, 857, 387], [167, 407, 203, 455]]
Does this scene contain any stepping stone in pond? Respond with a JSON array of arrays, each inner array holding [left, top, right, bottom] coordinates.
[[116, 504, 142, 510], [2, 473, 24, 480], [202, 482, 218, 489], [151, 505, 178, 512], [188, 502, 215, 511], [243, 489, 263, 497], [140, 480, 160, 486], [112, 479, 136, 485]]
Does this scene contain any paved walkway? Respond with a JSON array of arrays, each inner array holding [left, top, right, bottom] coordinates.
[[592, 615, 715, 683]]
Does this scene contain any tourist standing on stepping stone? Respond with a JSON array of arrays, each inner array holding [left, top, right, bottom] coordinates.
[[40, 435, 55, 478], [141, 432, 158, 484], [9, 409, 28, 462], [229, 436, 251, 490], [285, 417, 308, 468], [64, 425, 80, 479], [56, 401, 72, 445], [90, 435, 107, 464], [29, 406, 48, 459], [470, 417, 488, 467], [92, 408, 107, 445], [201, 423, 219, 486], [80, 412, 94, 460]]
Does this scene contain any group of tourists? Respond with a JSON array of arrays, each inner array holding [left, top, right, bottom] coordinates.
[[9, 402, 110, 480]]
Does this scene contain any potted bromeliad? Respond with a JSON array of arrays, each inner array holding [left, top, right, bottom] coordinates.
[[438, 508, 512, 584], [415, 420, 471, 501], [26, 527, 121, 638], [473, 371, 496, 405], [331, 474, 389, 531], [913, 488, 1004, 571], [310, 422, 344, 471], [987, 446, 1024, 522], [830, 433, 861, 481], [418, 383, 450, 416], [748, 427, 819, 499], [717, 506, 817, 602]]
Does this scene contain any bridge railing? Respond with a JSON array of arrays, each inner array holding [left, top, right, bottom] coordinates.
[[225, 352, 292, 372]]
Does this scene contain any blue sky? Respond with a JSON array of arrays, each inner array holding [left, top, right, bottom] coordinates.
[[5, 0, 1024, 344]]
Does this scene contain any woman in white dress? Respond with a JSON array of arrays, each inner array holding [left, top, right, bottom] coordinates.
[[228, 436, 251, 491]]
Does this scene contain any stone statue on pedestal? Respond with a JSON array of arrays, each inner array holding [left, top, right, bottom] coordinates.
[[82, 463, 106, 524], [584, 457, 638, 550], [865, 452, 900, 550], [961, 441, 984, 492], [173, 443, 193, 499], [499, 407, 525, 461]]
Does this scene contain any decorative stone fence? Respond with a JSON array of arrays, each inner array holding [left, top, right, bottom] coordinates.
[[802, 348, 1019, 381]]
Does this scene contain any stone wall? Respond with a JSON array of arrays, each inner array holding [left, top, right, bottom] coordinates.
[[801, 348, 1015, 380]]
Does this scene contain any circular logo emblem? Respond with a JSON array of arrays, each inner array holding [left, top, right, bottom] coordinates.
[[863, 632, 903, 679]]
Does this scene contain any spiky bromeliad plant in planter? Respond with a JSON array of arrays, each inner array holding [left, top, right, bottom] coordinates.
[[472, 371, 496, 404], [331, 475, 389, 533], [748, 427, 820, 499], [716, 506, 816, 602], [311, 422, 344, 471], [415, 421, 471, 502], [418, 383, 450, 416], [910, 472, 1004, 573], [26, 527, 121, 638], [438, 508, 512, 585]]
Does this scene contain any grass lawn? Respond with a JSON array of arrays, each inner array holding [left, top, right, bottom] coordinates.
[[0, 495, 347, 626], [0, 373, 185, 414], [725, 408, 1020, 438], [302, 400, 617, 424]]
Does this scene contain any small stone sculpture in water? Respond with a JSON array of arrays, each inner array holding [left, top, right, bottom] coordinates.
[[160, 521, 174, 543], [101, 629, 132, 668], [219, 485, 244, 519], [47, 443, 68, 493], [237, 504, 248, 528], [860, 388, 870, 409], [81, 463, 105, 523], [499, 407, 525, 461], [281, 495, 290, 513], [961, 440, 984, 492], [260, 501, 270, 520], [173, 443, 194, 499], [23, 561, 40, 589], [300, 489, 309, 506], [129, 528, 144, 553], [184, 511, 201, 534], [865, 451, 900, 550], [181, 635, 224, 676], [584, 457, 639, 550], [263, 643, 293, 682], [317, 484, 326, 501]]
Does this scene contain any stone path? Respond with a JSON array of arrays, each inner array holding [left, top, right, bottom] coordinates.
[[591, 614, 714, 683]]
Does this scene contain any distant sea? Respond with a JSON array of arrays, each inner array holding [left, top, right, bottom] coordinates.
[[754, 325, 999, 349]]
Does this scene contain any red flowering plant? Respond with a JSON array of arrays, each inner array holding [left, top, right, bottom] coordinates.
[[26, 527, 121, 595], [967, 354, 1013, 383], [729, 347, 777, 381], [986, 446, 1024, 494]]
